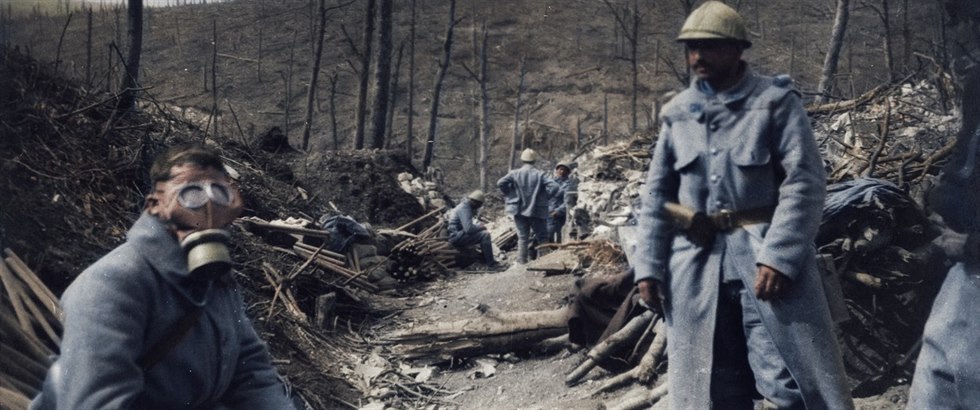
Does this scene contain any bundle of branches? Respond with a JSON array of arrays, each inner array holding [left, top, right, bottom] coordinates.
[[813, 78, 959, 191], [1, 249, 62, 410], [815, 178, 946, 395]]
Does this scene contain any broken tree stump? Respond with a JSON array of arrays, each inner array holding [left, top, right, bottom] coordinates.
[[566, 309, 655, 386]]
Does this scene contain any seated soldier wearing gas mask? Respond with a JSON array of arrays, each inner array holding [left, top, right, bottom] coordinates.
[[31, 145, 295, 410]]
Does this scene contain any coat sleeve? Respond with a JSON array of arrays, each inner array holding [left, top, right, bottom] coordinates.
[[633, 124, 681, 284], [755, 90, 827, 280], [220, 288, 295, 410], [37, 254, 152, 410], [457, 204, 477, 234], [497, 173, 514, 195]]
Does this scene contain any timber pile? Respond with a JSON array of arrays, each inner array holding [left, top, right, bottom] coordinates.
[[1, 249, 62, 410], [387, 219, 458, 283], [492, 227, 518, 252], [815, 178, 946, 394]]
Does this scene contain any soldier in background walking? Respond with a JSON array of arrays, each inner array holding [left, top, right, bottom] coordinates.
[[497, 149, 558, 263]]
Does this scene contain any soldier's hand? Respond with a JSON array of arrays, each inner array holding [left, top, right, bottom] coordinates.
[[637, 279, 665, 312], [686, 212, 716, 248], [754, 264, 789, 301]]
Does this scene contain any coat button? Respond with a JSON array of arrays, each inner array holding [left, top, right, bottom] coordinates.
[[710, 148, 719, 156], [711, 174, 720, 183], [709, 122, 719, 131]]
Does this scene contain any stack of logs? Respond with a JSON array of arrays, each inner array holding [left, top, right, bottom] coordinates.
[[1, 249, 62, 410], [388, 218, 458, 283], [292, 242, 379, 292], [493, 227, 517, 252]]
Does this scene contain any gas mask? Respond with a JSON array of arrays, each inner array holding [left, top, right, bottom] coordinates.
[[157, 179, 242, 280]]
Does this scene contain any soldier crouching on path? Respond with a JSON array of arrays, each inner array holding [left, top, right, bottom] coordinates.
[[497, 148, 559, 264], [447, 190, 499, 268], [632, 2, 853, 409], [31, 144, 296, 410]]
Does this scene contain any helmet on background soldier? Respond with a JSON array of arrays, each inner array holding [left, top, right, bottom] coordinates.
[[520, 149, 537, 163], [677, 1, 751, 48], [467, 190, 486, 204]]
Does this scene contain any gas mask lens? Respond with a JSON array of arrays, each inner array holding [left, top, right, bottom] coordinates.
[[175, 182, 234, 209]]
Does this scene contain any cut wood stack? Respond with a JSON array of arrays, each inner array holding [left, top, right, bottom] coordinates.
[[292, 242, 379, 293], [387, 219, 458, 283], [1, 248, 62, 410], [492, 227, 517, 251]]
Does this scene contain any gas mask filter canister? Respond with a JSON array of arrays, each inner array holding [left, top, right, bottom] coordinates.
[[181, 228, 232, 279]]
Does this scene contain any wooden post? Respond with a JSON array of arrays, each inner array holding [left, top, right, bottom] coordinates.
[[370, 0, 394, 149], [353, 0, 376, 149]]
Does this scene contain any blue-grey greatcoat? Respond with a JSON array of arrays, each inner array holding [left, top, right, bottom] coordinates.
[[31, 213, 294, 410], [633, 70, 853, 409], [497, 164, 559, 219]]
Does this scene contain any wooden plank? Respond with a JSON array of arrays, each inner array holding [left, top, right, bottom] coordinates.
[[3, 250, 62, 319], [0, 262, 36, 342]]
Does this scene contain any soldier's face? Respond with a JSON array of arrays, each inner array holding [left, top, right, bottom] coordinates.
[[556, 167, 569, 178], [146, 163, 243, 241], [685, 40, 743, 85]]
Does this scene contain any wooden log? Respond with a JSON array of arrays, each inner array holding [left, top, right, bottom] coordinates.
[[603, 381, 669, 410], [386, 309, 568, 360], [0, 262, 36, 342], [0, 343, 45, 397], [395, 206, 447, 232], [566, 310, 655, 386], [590, 318, 666, 396], [4, 249, 61, 319], [292, 242, 347, 263], [237, 218, 333, 239], [0, 307, 54, 362], [0, 382, 33, 409]]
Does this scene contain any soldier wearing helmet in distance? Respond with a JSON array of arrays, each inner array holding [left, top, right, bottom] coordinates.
[[632, 2, 853, 408]]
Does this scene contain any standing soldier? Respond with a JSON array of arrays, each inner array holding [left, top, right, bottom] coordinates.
[[908, 2, 980, 407], [497, 149, 558, 263], [632, 2, 852, 409], [548, 162, 577, 243]]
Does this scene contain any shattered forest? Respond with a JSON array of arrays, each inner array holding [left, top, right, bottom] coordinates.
[[2, 0, 979, 409]]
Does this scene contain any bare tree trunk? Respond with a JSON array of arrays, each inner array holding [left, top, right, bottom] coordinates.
[[422, 0, 458, 172], [256, 26, 262, 82], [370, 0, 393, 149], [116, 0, 142, 112], [477, 22, 491, 193], [407, 0, 417, 163], [385, 42, 404, 148], [302, 0, 328, 151], [509, 56, 527, 170], [209, 18, 218, 139], [603, 0, 640, 132], [881, 0, 894, 80], [353, 0, 376, 149], [284, 30, 298, 140], [630, 0, 639, 132], [901, 0, 910, 73], [817, 0, 850, 104], [329, 73, 339, 150], [85, 7, 92, 86], [603, 93, 609, 145], [55, 12, 73, 74]]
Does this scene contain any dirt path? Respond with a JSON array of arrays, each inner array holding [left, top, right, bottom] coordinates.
[[384, 260, 911, 410]]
